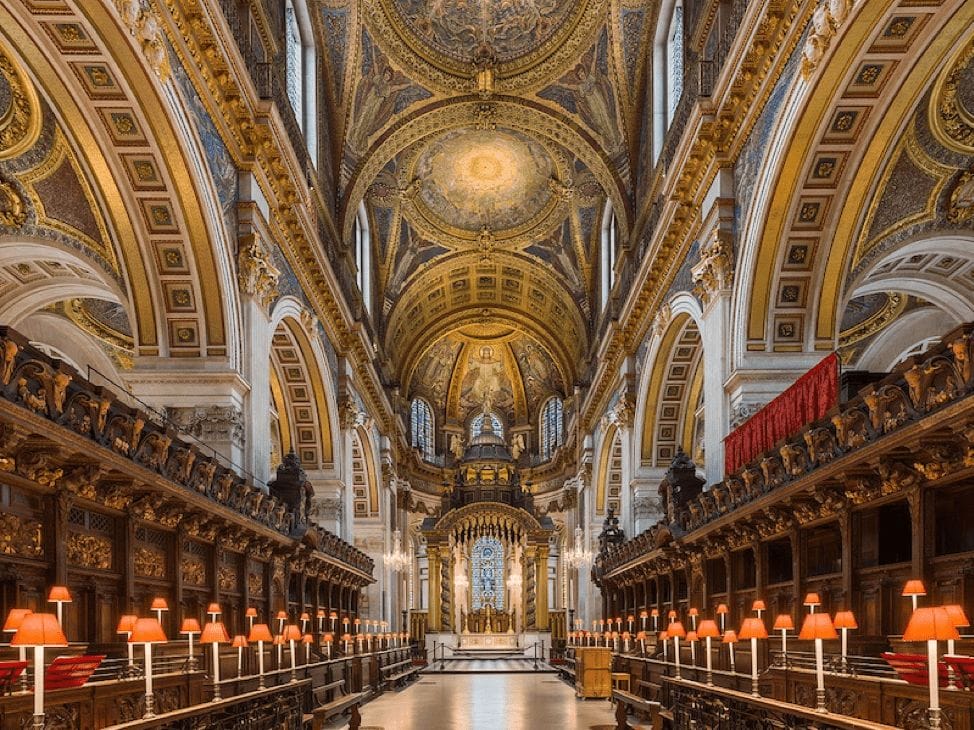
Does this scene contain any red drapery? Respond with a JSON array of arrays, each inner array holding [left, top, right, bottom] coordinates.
[[723, 353, 839, 475]]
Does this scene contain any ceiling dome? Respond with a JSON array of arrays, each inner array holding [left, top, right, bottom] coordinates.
[[389, 0, 577, 65], [415, 128, 555, 233]]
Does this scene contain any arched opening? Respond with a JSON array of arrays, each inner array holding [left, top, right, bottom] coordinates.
[[539, 396, 564, 462], [410, 397, 435, 461], [600, 199, 619, 314], [355, 201, 372, 315], [595, 426, 623, 516], [469, 411, 504, 440], [284, 0, 318, 152]]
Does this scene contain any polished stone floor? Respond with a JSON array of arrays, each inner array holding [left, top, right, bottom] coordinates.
[[330, 673, 646, 730]]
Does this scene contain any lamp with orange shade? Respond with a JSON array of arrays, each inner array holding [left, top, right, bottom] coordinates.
[[180, 618, 201, 671], [342, 632, 352, 654], [13, 613, 67, 729], [904, 606, 960, 729], [303, 633, 314, 663], [4, 608, 33, 690], [247, 623, 273, 688], [943, 604, 970, 657], [659, 629, 669, 662], [636, 630, 647, 655], [722, 629, 738, 673], [276, 610, 287, 634], [150, 597, 169, 625], [799, 612, 838, 713], [803, 593, 821, 614], [686, 630, 698, 666], [299, 612, 310, 633], [751, 600, 766, 619], [46, 586, 71, 630], [231, 635, 248, 677], [285, 624, 302, 681], [716, 604, 729, 633], [669, 621, 687, 680], [651, 609, 659, 632], [323, 632, 334, 659], [773, 614, 794, 666], [316, 609, 326, 632], [688, 607, 699, 631], [833, 611, 857, 672], [245, 607, 258, 632], [201, 621, 229, 700], [627, 614, 634, 633], [206, 603, 221, 623], [128, 617, 167, 718], [902, 580, 927, 613], [639, 609, 648, 632], [697, 620, 720, 686], [739, 618, 768, 697], [667, 609, 677, 625], [330, 611, 338, 631]]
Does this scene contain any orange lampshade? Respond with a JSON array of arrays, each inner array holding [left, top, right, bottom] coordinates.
[[773, 614, 794, 631], [275, 610, 287, 620], [4, 608, 33, 633], [739, 618, 768, 640], [231, 635, 249, 648], [248, 623, 273, 643], [273, 635, 285, 645], [302, 633, 313, 644], [636, 631, 646, 640], [903, 607, 960, 642], [799, 613, 837, 640], [902, 580, 926, 597], [752, 600, 766, 612], [200, 621, 230, 644], [47, 586, 72, 603], [627, 614, 634, 621], [129, 617, 167, 644], [206, 603, 221, 615], [317, 610, 326, 618], [11, 613, 67, 647], [659, 630, 669, 641], [150, 597, 169, 611], [651, 609, 659, 617], [284, 624, 302, 641], [722, 629, 738, 644], [667, 610, 677, 619], [341, 633, 351, 641], [180, 618, 201, 634], [300, 612, 310, 621], [329, 612, 338, 619], [245, 607, 258, 618], [324, 633, 334, 642], [668, 621, 687, 638], [686, 631, 698, 642], [834, 611, 858, 630], [688, 608, 699, 617], [716, 604, 729, 615], [116, 614, 137, 634], [944, 604, 971, 629], [697, 620, 720, 638], [803, 593, 821, 606]]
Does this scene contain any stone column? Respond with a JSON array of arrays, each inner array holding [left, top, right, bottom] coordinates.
[[524, 546, 537, 629], [536, 546, 549, 630], [427, 547, 441, 631]]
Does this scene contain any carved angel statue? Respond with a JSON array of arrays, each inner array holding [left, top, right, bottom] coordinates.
[[511, 433, 525, 460], [450, 433, 465, 460]]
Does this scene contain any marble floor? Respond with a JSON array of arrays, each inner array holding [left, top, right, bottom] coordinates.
[[327, 673, 647, 730]]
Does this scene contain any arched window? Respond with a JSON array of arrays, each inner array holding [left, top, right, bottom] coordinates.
[[666, 2, 684, 124], [410, 398, 434, 461], [355, 202, 372, 314], [600, 200, 619, 313], [539, 397, 564, 461], [652, 0, 684, 161], [283, 1, 317, 151], [471, 536, 504, 611], [469, 412, 504, 440]]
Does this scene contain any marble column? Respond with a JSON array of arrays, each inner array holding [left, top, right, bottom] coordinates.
[[536, 546, 549, 630]]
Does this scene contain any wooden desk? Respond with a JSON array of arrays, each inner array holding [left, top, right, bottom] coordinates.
[[575, 648, 612, 699]]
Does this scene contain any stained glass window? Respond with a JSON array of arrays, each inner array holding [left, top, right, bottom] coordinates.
[[410, 398, 434, 461], [470, 412, 503, 439], [285, 2, 303, 125], [471, 536, 504, 611], [540, 397, 564, 461]]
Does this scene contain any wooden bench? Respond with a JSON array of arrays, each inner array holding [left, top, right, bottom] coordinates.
[[0, 661, 27, 695], [944, 655, 974, 690], [381, 659, 420, 690], [612, 688, 662, 730], [556, 657, 576, 683], [310, 678, 364, 730], [882, 652, 949, 687], [46, 654, 104, 689]]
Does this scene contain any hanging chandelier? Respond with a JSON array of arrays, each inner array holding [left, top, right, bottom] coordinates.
[[563, 526, 593, 569], [383, 530, 410, 572]]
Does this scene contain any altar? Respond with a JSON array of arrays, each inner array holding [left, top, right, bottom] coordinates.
[[457, 632, 519, 650]]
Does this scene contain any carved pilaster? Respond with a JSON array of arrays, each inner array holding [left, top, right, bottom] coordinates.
[[691, 227, 734, 306], [237, 236, 280, 311]]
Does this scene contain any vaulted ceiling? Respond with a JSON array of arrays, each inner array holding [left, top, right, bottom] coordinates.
[[312, 0, 655, 424]]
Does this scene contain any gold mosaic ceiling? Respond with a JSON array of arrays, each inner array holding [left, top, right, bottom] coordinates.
[[315, 0, 652, 413]]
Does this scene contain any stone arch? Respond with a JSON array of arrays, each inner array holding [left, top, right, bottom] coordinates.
[[594, 423, 622, 517], [350, 426, 380, 518]]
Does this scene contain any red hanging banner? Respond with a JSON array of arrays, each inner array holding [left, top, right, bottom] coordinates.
[[723, 353, 839, 475]]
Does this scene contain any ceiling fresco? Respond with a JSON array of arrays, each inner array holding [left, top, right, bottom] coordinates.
[[312, 0, 655, 418]]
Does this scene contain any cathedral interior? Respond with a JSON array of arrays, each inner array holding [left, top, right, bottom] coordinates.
[[0, 0, 973, 728]]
